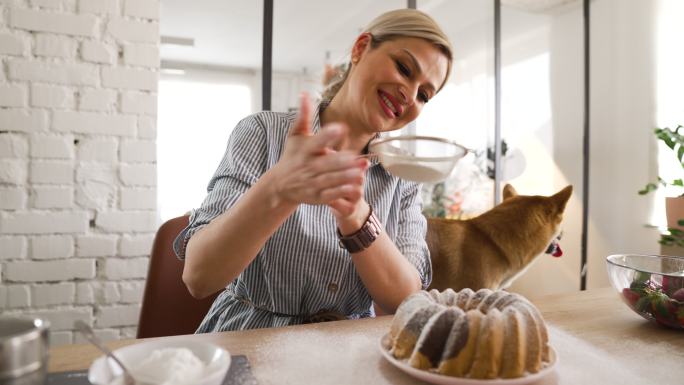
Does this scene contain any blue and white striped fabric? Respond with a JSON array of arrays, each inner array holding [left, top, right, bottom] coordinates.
[[173, 103, 432, 333]]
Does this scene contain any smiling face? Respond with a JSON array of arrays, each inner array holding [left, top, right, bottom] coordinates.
[[342, 35, 450, 135]]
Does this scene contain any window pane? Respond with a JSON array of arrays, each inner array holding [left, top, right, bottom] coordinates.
[[159, 1, 262, 221], [500, 3, 582, 295], [157, 79, 252, 221], [418, 1, 496, 217]]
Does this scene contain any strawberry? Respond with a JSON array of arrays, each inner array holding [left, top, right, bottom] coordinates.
[[622, 288, 640, 307], [671, 288, 684, 302], [662, 275, 684, 295], [677, 306, 684, 326]]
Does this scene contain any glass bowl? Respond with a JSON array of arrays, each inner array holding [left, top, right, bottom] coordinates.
[[368, 135, 470, 183], [606, 254, 684, 329]]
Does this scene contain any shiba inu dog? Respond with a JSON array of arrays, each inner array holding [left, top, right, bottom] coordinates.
[[426, 184, 572, 292]]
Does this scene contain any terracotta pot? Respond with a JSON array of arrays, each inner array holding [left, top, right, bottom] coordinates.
[[665, 196, 684, 230]]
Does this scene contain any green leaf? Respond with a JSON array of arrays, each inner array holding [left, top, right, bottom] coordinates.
[[638, 183, 659, 195], [662, 137, 676, 150], [634, 271, 651, 283], [635, 296, 651, 312], [661, 234, 675, 242], [668, 228, 684, 236], [677, 219, 684, 226], [673, 179, 684, 187], [659, 238, 673, 246]]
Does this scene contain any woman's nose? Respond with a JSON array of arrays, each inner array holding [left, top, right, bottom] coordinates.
[[399, 86, 417, 107]]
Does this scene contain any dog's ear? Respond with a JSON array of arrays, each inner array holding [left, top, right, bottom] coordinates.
[[552, 185, 573, 212], [502, 184, 518, 200]]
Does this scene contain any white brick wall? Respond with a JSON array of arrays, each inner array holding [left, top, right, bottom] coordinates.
[[123, 0, 158, 20], [119, 163, 155, 186], [32, 282, 75, 306], [53, 111, 136, 136], [0, 84, 28, 106], [0, 109, 49, 132], [31, 186, 74, 208], [79, 0, 120, 16], [0, 187, 27, 209], [5, 259, 95, 281], [119, 233, 154, 256], [76, 234, 117, 257], [81, 40, 116, 64], [120, 92, 156, 115], [79, 88, 117, 111], [0, 1, 158, 346], [8, 60, 100, 86], [107, 19, 157, 44], [29, 161, 74, 184], [0, 159, 28, 184], [34, 34, 78, 58], [31, 84, 75, 109], [0, 133, 28, 157], [101, 67, 157, 90], [97, 304, 140, 327], [122, 44, 158, 68], [120, 187, 155, 210], [31, 235, 74, 259], [30, 134, 74, 158], [0, 236, 27, 259], [30, 0, 66, 11], [120, 139, 155, 162], [10, 9, 99, 37], [0, 33, 29, 55], [77, 138, 117, 162], [102, 257, 147, 279]]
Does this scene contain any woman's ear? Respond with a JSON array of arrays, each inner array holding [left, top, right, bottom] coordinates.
[[351, 33, 372, 63]]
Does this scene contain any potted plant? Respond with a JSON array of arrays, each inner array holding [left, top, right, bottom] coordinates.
[[639, 125, 684, 246]]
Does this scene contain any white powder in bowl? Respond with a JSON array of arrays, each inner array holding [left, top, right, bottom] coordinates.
[[108, 348, 206, 385], [384, 163, 446, 183]]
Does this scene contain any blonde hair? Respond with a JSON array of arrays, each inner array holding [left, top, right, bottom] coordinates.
[[322, 9, 453, 103]]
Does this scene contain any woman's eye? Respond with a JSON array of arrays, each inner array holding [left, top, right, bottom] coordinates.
[[418, 91, 429, 103], [396, 60, 410, 77]]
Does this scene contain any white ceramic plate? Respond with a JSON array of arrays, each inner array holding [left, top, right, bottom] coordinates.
[[379, 334, 558, 385], [89, 339, 231, 385]]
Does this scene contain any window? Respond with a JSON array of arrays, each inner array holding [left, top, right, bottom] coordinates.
[[157, 77, 253, 222], [652, 0, 684, 226]]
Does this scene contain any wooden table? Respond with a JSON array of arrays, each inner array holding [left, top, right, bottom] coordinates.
[[49, 288, 684, 385]]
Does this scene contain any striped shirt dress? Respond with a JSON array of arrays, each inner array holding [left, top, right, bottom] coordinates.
[[174, 103, 432, 333]]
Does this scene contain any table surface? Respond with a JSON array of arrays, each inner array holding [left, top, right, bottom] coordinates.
[[49, 287, 684, 385]]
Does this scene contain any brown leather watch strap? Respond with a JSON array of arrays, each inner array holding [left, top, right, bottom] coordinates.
[[337, 206, 382, 253]]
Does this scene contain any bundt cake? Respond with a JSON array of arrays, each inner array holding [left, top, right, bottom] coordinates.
[[387, 288, 551, 379]]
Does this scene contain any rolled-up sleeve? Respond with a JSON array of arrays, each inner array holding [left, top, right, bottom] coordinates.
[[174, 116, 268, 259], [393, 180, 432, 289]]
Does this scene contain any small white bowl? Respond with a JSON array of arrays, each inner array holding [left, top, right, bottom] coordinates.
[[88, 339, 230, 385], [369, 135, 470, 183]]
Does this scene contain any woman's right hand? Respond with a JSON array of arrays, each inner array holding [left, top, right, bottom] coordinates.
[[271, 94, 368, 207]]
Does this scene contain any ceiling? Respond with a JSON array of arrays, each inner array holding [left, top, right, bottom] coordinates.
[[159, 0, 579, 73], [160, 0, 492, 73]]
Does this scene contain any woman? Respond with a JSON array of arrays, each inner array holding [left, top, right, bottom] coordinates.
[[175, 8, 453, 332]]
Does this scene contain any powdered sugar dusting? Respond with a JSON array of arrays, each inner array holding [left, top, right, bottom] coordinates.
[[548, 325, 683, 385], [252, 326, 408, 385]]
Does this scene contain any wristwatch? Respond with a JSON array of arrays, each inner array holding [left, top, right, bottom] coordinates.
[[337, 206, 382, 253]]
